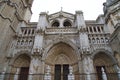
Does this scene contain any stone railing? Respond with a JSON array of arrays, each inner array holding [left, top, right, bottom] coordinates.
[[20, 27, 36, 37], [45, 27, 78, 34], [90, 43, 112, 52], [15, 45, 33, 52]]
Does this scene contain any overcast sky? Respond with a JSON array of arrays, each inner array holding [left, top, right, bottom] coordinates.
[[30, 0, 106, 22]]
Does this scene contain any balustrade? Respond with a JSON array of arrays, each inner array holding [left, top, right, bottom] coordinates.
[[45, 27, 78, 34]]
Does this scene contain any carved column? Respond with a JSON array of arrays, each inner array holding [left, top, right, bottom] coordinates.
[[44, 66, 51, 80], [68, 66, 74, 80], [82, 55, 95, 80], [96, 27, 98, 33], [87, 27, 90, 33], [92, 27, 94, 33], [14, 68, 20, 80], [100, 26, 103, 33], [28, 56, 42, 80], [29, 46, 44, 80]]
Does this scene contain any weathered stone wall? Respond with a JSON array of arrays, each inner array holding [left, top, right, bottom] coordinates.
[[0, 0, 33, 72]]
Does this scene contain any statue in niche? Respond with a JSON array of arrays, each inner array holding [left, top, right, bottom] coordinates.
[[69, 66, 73, 74], [46, 65, 51, 74], [103, 3, 107, 13]]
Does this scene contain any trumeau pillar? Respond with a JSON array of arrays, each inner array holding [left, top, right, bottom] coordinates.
[[82, 55, 95, 80], [29, 53, 44, 80]]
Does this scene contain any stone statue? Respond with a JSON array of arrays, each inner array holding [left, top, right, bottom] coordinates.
[[101, 67, 107, 80], [46, 65, 51, 74], [103, 3, 107, 13], [69, 66, 73, 74]]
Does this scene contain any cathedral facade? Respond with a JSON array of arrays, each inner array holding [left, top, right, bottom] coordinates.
[[0, 0, 120, 80]]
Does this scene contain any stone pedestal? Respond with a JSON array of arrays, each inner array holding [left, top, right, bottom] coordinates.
[[0, 71, 5, 80], [102, 67, 107, 80], [44, 74, 51, 80], [44, 66, 51, 80], [86, 72, 91, 80], [68, 66, 74, 80], [28, 73, 33, 80], [68, 74, 75, 80]]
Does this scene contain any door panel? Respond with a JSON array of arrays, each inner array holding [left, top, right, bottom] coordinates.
[[63, 65, 69, 80], [54, 65, 61, 80], [54, 64, 69, 80], [18, 67, 29, 80]]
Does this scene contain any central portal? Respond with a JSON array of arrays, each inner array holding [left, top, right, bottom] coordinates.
[[54, 64, 69, 80]]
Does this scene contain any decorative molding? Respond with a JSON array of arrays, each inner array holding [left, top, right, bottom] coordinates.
[[45, 27, 78, 34]]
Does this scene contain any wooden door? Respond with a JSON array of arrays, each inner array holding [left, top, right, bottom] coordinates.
[[63, 65, 69, 80], [54, 65, 61, 80], [18, 67, 29, 80]]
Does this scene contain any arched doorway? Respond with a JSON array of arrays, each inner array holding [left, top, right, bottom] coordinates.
[[9, 54, 30, 80], [93, 52, 118, 80], [45, 42, 78, 80]]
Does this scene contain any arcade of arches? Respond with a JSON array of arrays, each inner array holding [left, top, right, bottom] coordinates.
[[8, 43, 119, 80]]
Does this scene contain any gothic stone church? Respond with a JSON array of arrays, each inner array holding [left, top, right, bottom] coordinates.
[[0, 0, 120, 80]]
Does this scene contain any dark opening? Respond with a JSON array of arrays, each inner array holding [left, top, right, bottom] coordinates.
[[90, 27, 92, 33], [94, 27, 97, 32], [63, 21, 71, 27], [54, 64, 69, 80], [63, 65, 69, 80], [52, 21, 59, 27], [18, 67, 29, 80], [55, 64, 61, 80], [96, 66, 106, 80]]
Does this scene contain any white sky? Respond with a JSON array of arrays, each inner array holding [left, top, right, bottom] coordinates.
[[30, 0, 106, 22]]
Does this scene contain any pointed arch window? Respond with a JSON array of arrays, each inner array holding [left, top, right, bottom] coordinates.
[[63, 20, 72, 27], [52, 20, 60, 27]]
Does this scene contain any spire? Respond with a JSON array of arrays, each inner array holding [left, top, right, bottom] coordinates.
[[61, 7, 63, 11]]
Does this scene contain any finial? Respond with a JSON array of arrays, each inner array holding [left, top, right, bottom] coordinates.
[[61, 7, 63, 11]]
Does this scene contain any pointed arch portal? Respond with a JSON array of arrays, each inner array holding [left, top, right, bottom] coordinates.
[[45, 42, 78, 80], [9, 54, 30, 80], [93, 52, 118, 80]]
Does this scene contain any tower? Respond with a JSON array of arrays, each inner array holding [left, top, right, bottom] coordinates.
[[104, 0, 120, 67], [0, 0, 33, 73]]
